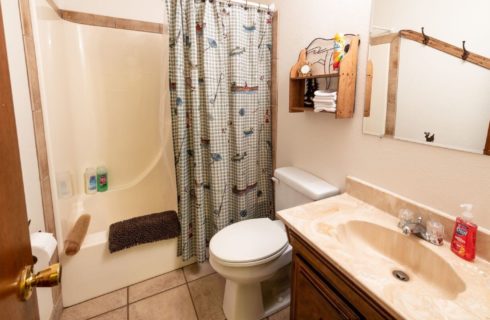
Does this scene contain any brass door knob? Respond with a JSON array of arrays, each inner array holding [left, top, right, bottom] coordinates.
[[18, 263, 62, 301]]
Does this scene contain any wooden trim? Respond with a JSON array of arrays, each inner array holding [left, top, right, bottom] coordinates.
[[46, 0, 166, 34], [399, 29, 490, 70], [271, 12, 278, 171], [370, 32, 398, 46], [60, 10, 165, 34], [385, 36, 400, 136], [336, 35, 359, 119], [484, 121, 490, 156], [18, 0, 57, 232], [364, 59, 373, 117], [290, 48, 307, 78]]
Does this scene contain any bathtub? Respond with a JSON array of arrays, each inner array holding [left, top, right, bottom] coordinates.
[[60, 231, 186, 307]]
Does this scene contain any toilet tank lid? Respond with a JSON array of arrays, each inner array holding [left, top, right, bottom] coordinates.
[[274, 167, 339, 201]]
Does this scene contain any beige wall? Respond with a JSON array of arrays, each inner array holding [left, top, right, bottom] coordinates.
[[56, 0, 166, 23], [275, 0, 490, 228]]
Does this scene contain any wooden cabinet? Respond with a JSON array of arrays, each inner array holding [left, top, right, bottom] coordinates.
[[294, 256, 360, 320], [288, 35, 360, 118], [288, 227, 399, 320]]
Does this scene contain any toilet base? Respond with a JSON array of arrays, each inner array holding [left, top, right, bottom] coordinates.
[[222, 263, 291, 320], [223, 280, 263, 320]]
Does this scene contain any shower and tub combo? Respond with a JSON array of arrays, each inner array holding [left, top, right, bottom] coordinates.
[[29, 0, 184, 306]]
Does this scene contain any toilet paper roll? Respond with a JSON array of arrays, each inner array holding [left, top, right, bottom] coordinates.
[[30, 232, 57, 271]]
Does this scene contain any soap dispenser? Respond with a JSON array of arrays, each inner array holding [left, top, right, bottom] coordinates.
[[450, 204, 477, 261]]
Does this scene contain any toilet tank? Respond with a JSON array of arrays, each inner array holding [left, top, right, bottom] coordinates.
[[273, 167, 339, 211]]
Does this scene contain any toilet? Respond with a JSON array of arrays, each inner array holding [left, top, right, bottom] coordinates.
[[209, 167, 339, 320]]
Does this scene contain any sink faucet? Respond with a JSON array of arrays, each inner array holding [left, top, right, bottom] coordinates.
[[398, 214, 444, 246]]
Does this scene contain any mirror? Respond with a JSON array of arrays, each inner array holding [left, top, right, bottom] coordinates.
[[363, 0, 490, 155]]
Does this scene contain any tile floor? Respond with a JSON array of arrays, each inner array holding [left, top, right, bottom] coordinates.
[[60, 261, 290, 320]]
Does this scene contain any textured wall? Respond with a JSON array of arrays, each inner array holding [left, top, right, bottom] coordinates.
[[275, 0, 490, 228]]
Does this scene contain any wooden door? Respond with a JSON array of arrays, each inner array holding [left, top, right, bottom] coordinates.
[[0, 3, 40, 319]]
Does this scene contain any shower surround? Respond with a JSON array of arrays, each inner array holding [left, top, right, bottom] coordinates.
[[28, 0, 186, 306]]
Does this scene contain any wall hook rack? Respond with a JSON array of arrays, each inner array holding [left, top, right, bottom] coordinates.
[[399, 29, 490, 69]]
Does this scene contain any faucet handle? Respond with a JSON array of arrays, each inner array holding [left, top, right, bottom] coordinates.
[[426, 220, 445, 245], [399, 209, 414, 221], [398, 209, 414, 227]]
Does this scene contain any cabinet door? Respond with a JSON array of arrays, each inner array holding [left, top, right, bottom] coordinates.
[[293, 255, 360, 320]]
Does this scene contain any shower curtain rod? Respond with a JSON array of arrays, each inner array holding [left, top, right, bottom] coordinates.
[[218, 0, 276, 11]]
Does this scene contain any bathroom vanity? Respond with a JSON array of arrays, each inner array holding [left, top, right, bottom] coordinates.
[[278, 177, 490, 320], [288, 227, 397, 319], [288, 226, 401, 319]]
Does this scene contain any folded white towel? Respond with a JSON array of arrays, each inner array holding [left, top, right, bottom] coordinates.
[[313, 98, 336, 104], [314, 95, 336, 99], [314, 90, 337, 97], [314, 101, 336, 107], [315, 94, 337, 99], [314, 106, 337, 113]]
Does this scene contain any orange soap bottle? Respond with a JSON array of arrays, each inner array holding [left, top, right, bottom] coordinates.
[[451, 204, 477, 261]]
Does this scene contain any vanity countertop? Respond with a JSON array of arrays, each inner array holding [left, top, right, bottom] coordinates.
[[277, 193, 490, 320]]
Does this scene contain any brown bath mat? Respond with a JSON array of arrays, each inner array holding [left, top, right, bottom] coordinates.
[[108, 211, 180, 253]]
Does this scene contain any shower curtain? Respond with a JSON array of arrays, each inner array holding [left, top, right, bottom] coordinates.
[[166, 0, 273, 262]]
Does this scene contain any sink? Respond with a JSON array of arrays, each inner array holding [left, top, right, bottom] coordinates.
[[321, 220, 466, 299]]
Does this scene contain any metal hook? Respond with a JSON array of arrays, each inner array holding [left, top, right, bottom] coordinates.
[[462, 40, 469, 60], [421, 27, 429, 45]]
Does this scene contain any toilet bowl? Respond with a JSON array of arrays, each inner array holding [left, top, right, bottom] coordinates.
[[209, 167, 339, 320]]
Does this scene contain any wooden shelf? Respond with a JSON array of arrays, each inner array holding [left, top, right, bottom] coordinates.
[[290, 73, 339, 80], [288, 35, 360, 118], [301, 107, 336, 114]]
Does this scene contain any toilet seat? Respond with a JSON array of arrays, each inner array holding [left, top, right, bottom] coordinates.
[[210, 218, 288, 267]]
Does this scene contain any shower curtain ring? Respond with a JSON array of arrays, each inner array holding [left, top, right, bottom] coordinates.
[[244, 0, 248, 10], [227, 0, 231, 7]]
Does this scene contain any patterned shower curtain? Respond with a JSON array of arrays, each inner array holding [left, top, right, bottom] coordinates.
[[166, 0, 273, 262]]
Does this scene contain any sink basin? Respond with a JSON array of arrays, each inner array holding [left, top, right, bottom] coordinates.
[[327, 220, 466, 299]]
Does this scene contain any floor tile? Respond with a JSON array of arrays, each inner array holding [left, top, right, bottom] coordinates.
[[90, 307, 127, 320], [269, 307, 290, 320], [183, 261, 216, 282], [129, 284, 197, 320], [129, 269, 186, 303], [60, 288, 127, 320], [187, 273, 225, 320]]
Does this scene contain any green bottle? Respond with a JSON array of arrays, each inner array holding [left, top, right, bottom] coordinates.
[[96, 166, 108, 192]]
